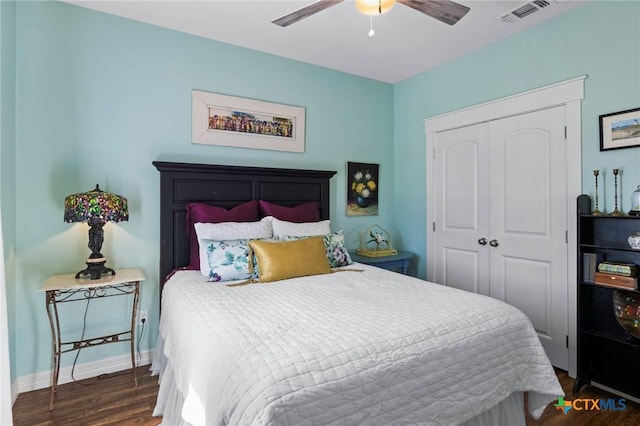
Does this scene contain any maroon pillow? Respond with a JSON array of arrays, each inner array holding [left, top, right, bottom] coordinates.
[[259, 200, 320, 223], [185, 200, 260, 269]]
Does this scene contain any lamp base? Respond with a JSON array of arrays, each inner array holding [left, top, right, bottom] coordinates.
[[75, 257, 116, 280]]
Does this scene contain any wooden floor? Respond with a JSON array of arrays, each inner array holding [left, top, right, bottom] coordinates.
[[525, 369, 640, 426], [12, 367, 640, 425], [12, 366, 159, 426]]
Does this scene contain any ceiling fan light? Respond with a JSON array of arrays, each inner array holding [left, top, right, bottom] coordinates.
[[356, 0, 395, 16]]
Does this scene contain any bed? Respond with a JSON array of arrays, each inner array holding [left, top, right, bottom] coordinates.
[[151, 161, 563, 426]]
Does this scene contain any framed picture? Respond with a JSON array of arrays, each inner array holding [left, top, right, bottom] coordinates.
[[346, 162, 379, 216], [192, 90, 305, 153], [599, 107, 640, 151]]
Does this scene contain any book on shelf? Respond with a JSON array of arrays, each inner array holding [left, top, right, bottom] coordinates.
[[597, 261, 638, 277], [582, 253, 603, 283]]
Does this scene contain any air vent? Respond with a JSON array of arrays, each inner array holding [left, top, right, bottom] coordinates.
[[498, 0, 553, 23]]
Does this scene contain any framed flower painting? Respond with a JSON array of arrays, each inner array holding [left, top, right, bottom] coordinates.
[[346, 162, 379, 216]]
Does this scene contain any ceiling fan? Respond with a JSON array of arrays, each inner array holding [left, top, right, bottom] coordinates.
[[272, 0, 471, 28]]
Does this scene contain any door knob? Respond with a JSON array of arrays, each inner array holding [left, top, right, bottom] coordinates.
[[489, 239, 500, 247], [478, 238, 488, 245]]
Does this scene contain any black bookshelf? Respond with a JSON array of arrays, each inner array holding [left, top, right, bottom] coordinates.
[[575, 194, 640, 398]]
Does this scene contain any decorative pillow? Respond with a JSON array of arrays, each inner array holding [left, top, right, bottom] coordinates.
[[271, 217, 331, 238], [280, 231, 353, 268], [195, 217, 273, 272], [199, 239, 251, 282], [259, 200, 320, 223], [248, 236, 280, 278], [186, 201, 260, 269], [249, 237, 331, 282]]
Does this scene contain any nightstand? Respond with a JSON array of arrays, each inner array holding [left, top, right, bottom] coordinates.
[[349, 251, 415, 276], [39, 267, 145, 409]]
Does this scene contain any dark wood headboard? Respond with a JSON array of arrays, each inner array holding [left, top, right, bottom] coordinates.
[[153, 161, 337, 289]]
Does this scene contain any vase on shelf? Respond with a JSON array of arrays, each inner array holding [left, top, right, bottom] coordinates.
[[628, 232, 640, 250]]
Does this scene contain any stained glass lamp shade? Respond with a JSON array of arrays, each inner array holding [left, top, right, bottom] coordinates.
[[64, 184, 129, 280]]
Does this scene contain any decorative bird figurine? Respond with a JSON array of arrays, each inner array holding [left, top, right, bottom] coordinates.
[[368, 230, 389, 250]]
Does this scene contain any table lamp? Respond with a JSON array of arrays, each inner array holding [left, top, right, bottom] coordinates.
[[64, 184, 129, 279]]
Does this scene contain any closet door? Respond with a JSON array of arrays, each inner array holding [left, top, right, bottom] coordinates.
[[433, 106, 568, 369], [433, 122, 490, 295], [487, 106, 568, 369]]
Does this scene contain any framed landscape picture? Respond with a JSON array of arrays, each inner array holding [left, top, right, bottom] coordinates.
[[192, 90, 305, 153], [346, 162, 379, 216], [600, 107, 640, 151]]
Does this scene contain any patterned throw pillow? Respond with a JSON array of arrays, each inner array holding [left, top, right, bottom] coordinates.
[[195, 218, 273, 275], [199, 239, 251, 282], [279, 231, 353, 268], [323, 231, 354, 267]]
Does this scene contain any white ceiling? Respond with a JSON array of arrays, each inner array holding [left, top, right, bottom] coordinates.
[[63, 0, 585, 83]]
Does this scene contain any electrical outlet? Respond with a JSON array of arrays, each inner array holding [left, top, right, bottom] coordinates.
[[139, 310, 148, 326]]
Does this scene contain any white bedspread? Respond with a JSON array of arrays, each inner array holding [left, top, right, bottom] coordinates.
[[152, 265, 562, 426]]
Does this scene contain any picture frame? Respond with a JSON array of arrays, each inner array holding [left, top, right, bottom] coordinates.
[[192, 90, 305, 153], [599, 107, 640, 151], [346, 162, 379, 216]]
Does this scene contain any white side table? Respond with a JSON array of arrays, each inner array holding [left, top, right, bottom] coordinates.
[[39, 267, 145, 409]]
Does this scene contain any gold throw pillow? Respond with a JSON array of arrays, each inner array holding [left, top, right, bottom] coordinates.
[[249, 236, 331, 282]]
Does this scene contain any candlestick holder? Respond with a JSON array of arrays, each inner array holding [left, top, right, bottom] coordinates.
[[629, 185, 640, 216], [592, 170, 603, 215], [610, 168, 624, 216]]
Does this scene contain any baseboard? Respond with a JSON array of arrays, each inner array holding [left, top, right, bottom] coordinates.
[[591, 381, 640, 405], [11, 379, 19, 405], [13, 350, 153, 398]]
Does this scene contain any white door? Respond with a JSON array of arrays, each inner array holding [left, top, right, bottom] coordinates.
[[433, 123, 490, 295], [433, 106, 568, 369]]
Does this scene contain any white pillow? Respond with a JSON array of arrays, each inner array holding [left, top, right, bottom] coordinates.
[[195, 217, 273, 273], [270, 216, 331, 238]]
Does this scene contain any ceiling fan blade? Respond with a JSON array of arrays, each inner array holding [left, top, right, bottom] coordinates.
[[272, 0, 344, 27], [397, 0, 470, 25]]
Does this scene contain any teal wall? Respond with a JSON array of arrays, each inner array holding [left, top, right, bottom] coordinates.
[[12, 1, 393, 379], [394, 1, 640, 278], [5, 0, 640, 383], [1, 0, 17, 385]]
